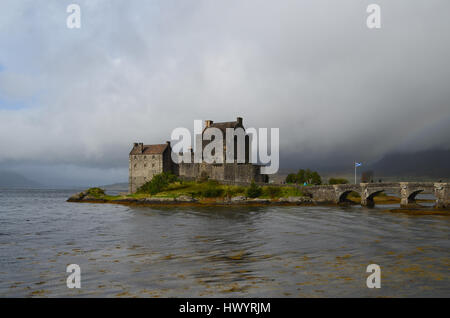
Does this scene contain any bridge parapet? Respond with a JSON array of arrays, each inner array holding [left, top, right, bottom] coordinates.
[[302, 185, 336, 203], [291, 182, 448, 208]]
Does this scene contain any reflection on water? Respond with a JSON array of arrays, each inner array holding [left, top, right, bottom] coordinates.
[[0, 189, 448, 297]]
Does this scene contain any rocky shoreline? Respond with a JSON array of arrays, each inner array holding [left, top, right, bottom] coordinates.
[[67, 190, 317, 206], [67, 190, 449, 212]]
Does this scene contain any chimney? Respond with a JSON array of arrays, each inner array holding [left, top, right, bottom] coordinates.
[[236, 117, 243, 126], [166, 141, 171, 148], [205, 120, 213, 128], [137, 142, 143, 153]]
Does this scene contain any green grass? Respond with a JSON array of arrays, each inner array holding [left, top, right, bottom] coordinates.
[[83, 181, 309, 201], [152, 182, 306, 199], [153, 181, 248, 199]]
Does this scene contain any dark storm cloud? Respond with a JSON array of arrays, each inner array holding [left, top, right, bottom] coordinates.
[[0, 0, 449, 184]]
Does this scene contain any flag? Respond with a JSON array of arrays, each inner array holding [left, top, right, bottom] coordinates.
[[355, 162, 362, 167]]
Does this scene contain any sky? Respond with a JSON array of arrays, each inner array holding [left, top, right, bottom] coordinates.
[[0, 0, 449, 186]]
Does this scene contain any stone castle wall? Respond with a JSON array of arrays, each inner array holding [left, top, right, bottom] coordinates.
[[129, 153, 165, 193], [177, 162, 267, 184]]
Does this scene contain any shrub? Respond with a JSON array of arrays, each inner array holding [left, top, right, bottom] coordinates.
[[329, 178, 349, 185], [234, 186, 246, 194], [246, 182, 262, 198], [138, 172, 178, 195], [265, 186, 281, 198], [223, 186, 239, 198], [164, 172, 179, 183], [86, 187, 105, 197], [286, 173, 297, 184], [200, 180, 223, 198]]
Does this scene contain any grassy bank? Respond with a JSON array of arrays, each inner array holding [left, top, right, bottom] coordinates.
[[83, 180, 307, 201]]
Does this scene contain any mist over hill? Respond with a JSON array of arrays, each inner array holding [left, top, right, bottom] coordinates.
[[0, 171, 42, 188], [280, 148, 450, 182], [367, 149, 450, 180]]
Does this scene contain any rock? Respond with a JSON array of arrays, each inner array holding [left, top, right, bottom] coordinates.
[[67, 191, 86, 201], [231, 196, 247, 203], [277, 197, 289, 203], [287, 196, 312, 203], [176, 195, 196, 202], [249, 198, 270, 204], [144, 197, 175, 203], [114, 197, 137, 203], [69, 192, 86, 201]]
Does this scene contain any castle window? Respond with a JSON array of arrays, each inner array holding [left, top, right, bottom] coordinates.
[[152, 163, 155, 168], [134, 164, 137, 168], [144, 164, 147, 168], [152, 155, 155, 159]]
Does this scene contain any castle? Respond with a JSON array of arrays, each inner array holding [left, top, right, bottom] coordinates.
[[129, 117, 268, 193]]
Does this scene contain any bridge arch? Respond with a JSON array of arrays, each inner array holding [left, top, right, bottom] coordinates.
[[408, 189, 424, 202], [361, 189, 386, 207], [338, 190, 360, 204], [401, 188, 436, 207]]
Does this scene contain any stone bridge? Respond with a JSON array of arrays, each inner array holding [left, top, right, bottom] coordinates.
[[301, 182, 450, 208]]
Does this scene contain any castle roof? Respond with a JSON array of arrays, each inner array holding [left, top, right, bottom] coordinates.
[[203, 117, 244, 135], [130, 143, 169, 155]]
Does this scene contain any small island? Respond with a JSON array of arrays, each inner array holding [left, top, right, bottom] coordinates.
[[68, 174, 316, 206], [68, 172, 443, 213]]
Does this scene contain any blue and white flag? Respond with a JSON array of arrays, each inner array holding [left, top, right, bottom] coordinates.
[[355, 162, 362, 167]]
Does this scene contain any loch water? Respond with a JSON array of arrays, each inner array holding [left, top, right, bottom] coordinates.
[[0, 189, 448, 297]]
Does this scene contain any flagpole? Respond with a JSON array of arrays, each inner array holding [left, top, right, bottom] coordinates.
[[354, 162, 356, 184]]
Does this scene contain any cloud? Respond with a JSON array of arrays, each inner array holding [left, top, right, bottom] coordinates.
[[0, 0, 449, 184]]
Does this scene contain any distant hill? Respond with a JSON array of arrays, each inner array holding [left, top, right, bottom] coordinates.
[[281, 148, 450, 183], [99, 182, 128, 195], [0, 170, 42, 188], [365, 149, 450, 181]]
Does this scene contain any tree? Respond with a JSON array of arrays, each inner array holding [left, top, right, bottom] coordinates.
[[286, 173, 297, 184], [310, 171, 322, 185], [329, 178, 349, 185], [286, 169, 322, 186], [297, 169, 306, 184]]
